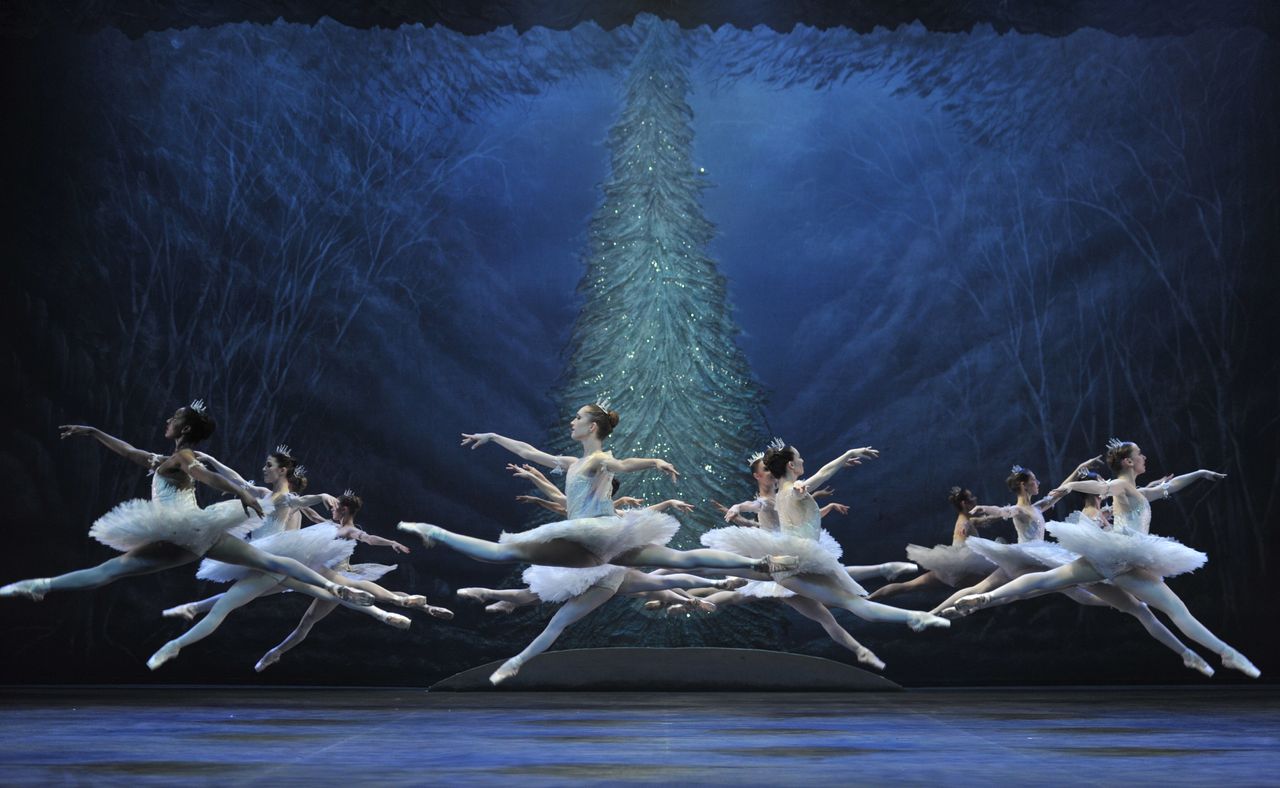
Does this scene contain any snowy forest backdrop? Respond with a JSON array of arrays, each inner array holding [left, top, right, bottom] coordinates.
[[4, 14, 1277, 685]]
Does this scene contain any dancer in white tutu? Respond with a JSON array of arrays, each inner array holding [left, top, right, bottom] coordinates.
[[950, 440, 1258, 677], [705, 442, 952, 651], [867, 487, 998, 601], [147, 448, 414, 669], [398, 404, 798, 576], [0, 404, 373, 610], [254, 490, 452, 672]]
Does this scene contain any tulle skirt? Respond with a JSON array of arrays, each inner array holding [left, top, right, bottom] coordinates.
[[1047, 520, 1207, 579], [522, 564, 629, 603], [965, 537, 1077, 578], [906, 542, 996, 587], [196, 524, 354, 583], [701, 526, 865, 597], [89, 497, 258, 557], [498, 508, 679, 564]]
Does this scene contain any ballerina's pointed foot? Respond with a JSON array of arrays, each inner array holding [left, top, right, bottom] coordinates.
[[856, 647, 886, 671], [908, 611, 951, 632], [490, 656, 524, 685], [331, 584, 375, 606], [1181, 650, 1214, 677], [427, 605, 454, 620], [161, 603, 200, 621], [1221, 648, 1260, 679], [665, 603, 688, 615], [0, 578, 50, 602], [687, 597, 716, 613], [456, 588, 490, 603], [937, 606, 967, 620], [397, 522, 440, 549], [643, 600, 663, 610], [881, 562, 919, 581], [255, 650, 282, 673], [953, 593, 990, 613], [146, 642, 180, 671], [714, 577, 748, 591], [756, 555, 799, 575], [486, 601, 517, 614], [376, 610, 412, 630]]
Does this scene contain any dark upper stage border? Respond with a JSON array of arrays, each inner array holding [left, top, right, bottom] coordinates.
[[5, 0, 1277, 39]]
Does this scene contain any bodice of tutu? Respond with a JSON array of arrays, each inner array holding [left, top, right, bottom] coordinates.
[[776, 486, 822, 541], [151, 473, 197, 507], [1013, 507, 1046, 542], [564, 459, 615, 520], [251, 493, 299, 539], [1112, 495, 1152, 536], [755, 497, 781, 531]]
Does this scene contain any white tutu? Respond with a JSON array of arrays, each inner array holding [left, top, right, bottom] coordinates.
[[498, 507, 679, 563], [89, 477, 260, 557], [337, 561, 397, 582], [196, 524, 354, 583], [1046, 520, 1206, 579], [522, 564, 629, 603], [965, 536, 1077, 577], [906, 543, 995, 587], [701, 525, 866, 596]]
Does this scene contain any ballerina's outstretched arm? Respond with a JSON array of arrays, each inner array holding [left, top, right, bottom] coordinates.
[[59, 425, 162, 469], [1140, 469, 1226, 501], [799, 447, 879, 492], [192, 452, 270, 496], [461, 432, 575, 470], [590, 453, 680, 482], [508, 463, 566, 501], [335, 524, 411, 554], [711, 499, 759, 527]]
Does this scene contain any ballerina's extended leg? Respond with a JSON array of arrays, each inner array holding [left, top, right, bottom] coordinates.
[[256, 598, 340, 672], [203, 536, 375, 606], [781, 573, 950, 631], [783, 596, 885, 670], [2, 542, 197, 601], [490, 585, 617, 685], [867, 571, 946, 601]]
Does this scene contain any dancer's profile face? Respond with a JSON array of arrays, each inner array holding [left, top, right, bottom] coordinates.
[[163, 409, 187, 440], [1129, 446, 1147, 475], [789, 450, 805, 477], [1023, 473, 1040, 496], [569, 407, 593, 441], [262, 456, 284, 484]]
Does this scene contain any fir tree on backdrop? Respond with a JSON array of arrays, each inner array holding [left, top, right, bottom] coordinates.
[[546, 18, 783, 647]]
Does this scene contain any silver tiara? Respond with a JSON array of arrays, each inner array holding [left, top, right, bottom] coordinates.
[[188, 399, 207, 414], [747, 450, 765, 464], [275, 444, 292, 456], [595, 395, 613, 411], [1010, 464, 1028, 474], [767, 437, 786, 452], [1106, 437, 1126, 452], [342, 489, 355, 497], [293, 463, 309, 478]]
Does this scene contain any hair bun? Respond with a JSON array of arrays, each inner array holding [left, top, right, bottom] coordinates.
[[607, 410, 620, 428]]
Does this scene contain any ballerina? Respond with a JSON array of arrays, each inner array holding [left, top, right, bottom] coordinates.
[[398, 405, 797, 576], [949, 440, 1258, 677], [706, 442, 952, 644], [0, 404, 373, 609], [866, 486, 998, 601], [254, 490, 453, 672], [146, 448, 414, 669]]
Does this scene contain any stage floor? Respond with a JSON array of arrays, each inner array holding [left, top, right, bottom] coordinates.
[[1, 686, 1276, 785]]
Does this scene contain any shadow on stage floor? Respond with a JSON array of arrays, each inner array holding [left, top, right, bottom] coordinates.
[[0, 685, 1276, 785]]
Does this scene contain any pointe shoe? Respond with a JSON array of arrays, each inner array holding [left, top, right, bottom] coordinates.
[[456, 588, 490, 603], [855, 647, 886, 671], [907, 611, 951, 632], [490, 656, 524, 685], [375, 609, 412, 630], [1221, 648, 1261, 679], [754, 555, 799, 575], [426, 605, 454, 620], [953, 593, 990, 613], [714, 577, 748, 591], [1181, 650, 1214, 677], [881, 562, 919, 581], [0, 578, 50, 601], [937, 606, 967, 620], [685, 597, 717, 613], [330, 583, 375, 606], [643, 600, 663, 610], [397, 522, 440, 548], [161, 603, 200, 621], [255, 650, 282, 673], [665, 603, 688, 615], [485, 601, 517, 614], [146, 642, 180, 671]]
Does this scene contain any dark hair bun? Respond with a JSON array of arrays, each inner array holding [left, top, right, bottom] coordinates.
[[607, 410, 620, 429]]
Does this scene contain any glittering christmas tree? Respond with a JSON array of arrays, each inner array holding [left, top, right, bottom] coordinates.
[[549, 18, 782, 647], [554, 18, 769, 545]]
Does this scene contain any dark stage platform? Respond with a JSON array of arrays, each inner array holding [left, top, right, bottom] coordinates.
[[0, 686, 1276, 785], [429, 647, 900, 691]]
